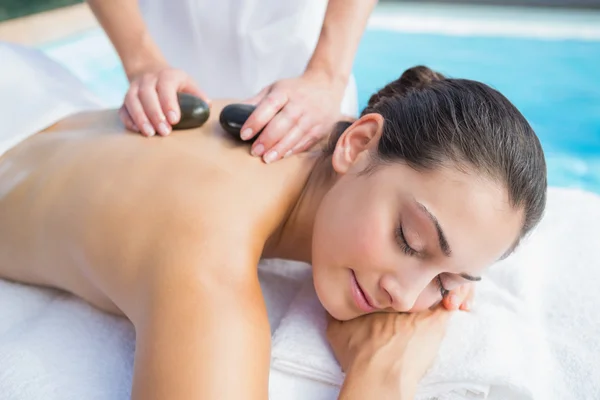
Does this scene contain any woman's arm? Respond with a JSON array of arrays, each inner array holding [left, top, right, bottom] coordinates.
[[327, 307, 456, 400], [338, 353, 416, 400], [131, 247, 271, 400], [86, 0, 166, 80]]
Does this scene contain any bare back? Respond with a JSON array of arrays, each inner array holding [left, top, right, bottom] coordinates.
[[0, 100, 315, 318]]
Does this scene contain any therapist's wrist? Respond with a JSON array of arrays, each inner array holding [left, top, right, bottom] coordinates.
[[122, 41, 169, 82], [303, 62, 349, 94], [125, 57, 169, 82]]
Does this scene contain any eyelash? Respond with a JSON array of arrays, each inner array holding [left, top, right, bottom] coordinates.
[[437, 275, 449, 298], [396, 225, 448, 299], [396, 225, 418, 256]]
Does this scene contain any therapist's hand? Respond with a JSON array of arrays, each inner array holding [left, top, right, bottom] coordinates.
[[327, 306, 452, 399], [119, 65, 210, 137], [240, 71, 347, 163]]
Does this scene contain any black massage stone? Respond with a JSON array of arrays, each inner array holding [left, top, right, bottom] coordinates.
[[171, 93, 210, 130], [219, 103, 260, 143]]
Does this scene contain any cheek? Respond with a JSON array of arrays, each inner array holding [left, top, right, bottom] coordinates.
[[350, 207, 395, 268]]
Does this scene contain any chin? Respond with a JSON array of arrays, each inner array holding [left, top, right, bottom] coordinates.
[[312, 274, 356, 321]]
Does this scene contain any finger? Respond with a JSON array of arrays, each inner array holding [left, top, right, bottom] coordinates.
[[156, 70, 185, 125], [442, 288, 462, 311], [459, 284, 475, 311], [268, 125, 305, 161], [256, 103, 303, 161], [251, 108, 297, 161], [262, 112, 311, 162], [124, 83, 155, 137], [138, 74, 170, 136], [443, 284, 471, 311], [428, 306, 453, 332], [118, 106, 138, 132], [241, 90, 288, 142], [290, 124, 324, 154]]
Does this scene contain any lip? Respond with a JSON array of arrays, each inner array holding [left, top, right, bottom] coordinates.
[[350, 270, 378, 313]]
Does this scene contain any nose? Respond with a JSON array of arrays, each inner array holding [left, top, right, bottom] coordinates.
[[379, 273, 431, 312]]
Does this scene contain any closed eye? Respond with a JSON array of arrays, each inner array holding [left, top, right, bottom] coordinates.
[[395, 225, 418, 256], [437, 275, 449, 298]]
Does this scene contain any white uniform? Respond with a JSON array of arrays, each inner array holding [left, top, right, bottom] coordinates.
[[138, 0, 359, 116]]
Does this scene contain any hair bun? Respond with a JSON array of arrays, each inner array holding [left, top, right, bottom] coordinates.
[[399, 65, 445, 91], [366, 65, 446, 109]]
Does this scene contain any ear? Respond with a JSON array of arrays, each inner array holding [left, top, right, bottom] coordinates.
[[331, 113, 384, 175]]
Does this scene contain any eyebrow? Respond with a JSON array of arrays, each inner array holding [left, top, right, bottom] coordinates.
[[415, 201, 452, 257], [414, 201, 483, 282]]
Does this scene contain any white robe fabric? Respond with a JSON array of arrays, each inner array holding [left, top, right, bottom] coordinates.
[[138, 0, 359, 116]]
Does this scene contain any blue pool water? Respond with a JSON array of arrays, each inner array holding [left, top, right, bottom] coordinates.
[[354, 30, 600, 193], [39, 22, 600, 194]]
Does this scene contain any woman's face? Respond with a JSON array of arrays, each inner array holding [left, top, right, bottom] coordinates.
[[311, 115, 524, 321]]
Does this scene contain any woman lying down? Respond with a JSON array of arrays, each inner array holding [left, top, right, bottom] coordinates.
[[0, 66, 547, 399]]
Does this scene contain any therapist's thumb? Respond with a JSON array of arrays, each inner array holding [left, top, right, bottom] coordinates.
[[157, 72, 210, 124]]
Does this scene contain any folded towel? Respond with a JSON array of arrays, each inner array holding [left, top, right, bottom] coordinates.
[[271, 279, 492, 400], [271, 187, 600, 400]]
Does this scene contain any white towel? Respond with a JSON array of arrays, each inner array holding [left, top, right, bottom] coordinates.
[[0, 260, 310, 400], [271, 187, 600, 400]]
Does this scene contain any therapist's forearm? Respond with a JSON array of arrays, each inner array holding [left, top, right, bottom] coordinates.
[[87, 0, 167, 80], [305, 0, 378, 86]]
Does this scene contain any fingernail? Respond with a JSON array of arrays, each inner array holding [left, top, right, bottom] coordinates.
[[157, 121, 170, 136], [241, 128, 252, 140], [284, 150, 293, 158], [142, 122, 155, 136], [463, 301, 472, 311], [167, 111, 178, 124], [448, 294, 460, 309], [251, 143, 265, 157], [263, 150, 278, 164]]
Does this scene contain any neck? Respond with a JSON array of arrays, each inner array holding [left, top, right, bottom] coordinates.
[[263, 154, 335, 264]]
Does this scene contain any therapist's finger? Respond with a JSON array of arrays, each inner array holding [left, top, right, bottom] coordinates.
[[252, 104, 302, 161], [290, 125, 323, 154], [265, 115, 314, 161], [157, 71, 209, 126], [118, 106, 138, 132], [241, 91, 288, 141], [124, 83, 155, 137], [138, 74, 171, 136]]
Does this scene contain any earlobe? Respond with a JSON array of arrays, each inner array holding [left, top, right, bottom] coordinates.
[[331, 113, 384, 175]]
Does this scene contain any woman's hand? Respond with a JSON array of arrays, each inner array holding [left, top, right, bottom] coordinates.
[[328, 307, 453, 400], [240, 71, 347, 163], [120, 65, 210, 137], [443, 282, 475, 312]]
